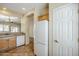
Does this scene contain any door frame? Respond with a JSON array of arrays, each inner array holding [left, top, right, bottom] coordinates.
[[24, 11, 35, 45], [26, 12, 34, 43], [23, 9, 38, 45]]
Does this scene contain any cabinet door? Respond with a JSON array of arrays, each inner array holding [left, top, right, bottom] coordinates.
[[0, 39, 8, 50], [9, 37, 16, 48]]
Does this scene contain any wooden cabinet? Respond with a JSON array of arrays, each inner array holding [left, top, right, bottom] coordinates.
[[0, 37, 16, 52], [9, 37, 16, 49], [0, 39, 8, 51], [38, 7, 49, 21], [38, 14, 49, 21], [0, 35, 25, 52]]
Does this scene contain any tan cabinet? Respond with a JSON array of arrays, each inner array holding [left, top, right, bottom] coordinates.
[[0, 39, 8, 51], [9, 37, 16, 49], [38, 7, 49, 21], [0, 37, 16, 52], [0, 35, 24, 52], [38, 14, 49, 21]]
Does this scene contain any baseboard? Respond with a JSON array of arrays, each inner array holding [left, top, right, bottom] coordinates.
[[16, 44, 25, 47]]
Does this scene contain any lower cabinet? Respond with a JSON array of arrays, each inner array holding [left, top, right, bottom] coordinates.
[[0, 39, 8, 51], [0, 37, 16, 52], [0, 35, 25, 52], [8, 37, 16, 49]]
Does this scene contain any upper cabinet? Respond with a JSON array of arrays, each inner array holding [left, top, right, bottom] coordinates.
[[38, 14, 49, 21], [38, 4, 49, 21]]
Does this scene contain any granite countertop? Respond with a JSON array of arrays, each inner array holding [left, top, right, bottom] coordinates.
[[0, 32, 25, 38], [0, 35, 15, 38]]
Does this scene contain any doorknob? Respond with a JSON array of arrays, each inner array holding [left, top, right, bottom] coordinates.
[[54, 40, 59, 43]]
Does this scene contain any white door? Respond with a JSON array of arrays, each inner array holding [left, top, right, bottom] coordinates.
[[52, 4, 78, 56]]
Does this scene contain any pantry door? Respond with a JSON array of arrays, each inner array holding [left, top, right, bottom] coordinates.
[[52, 4, 78, 56]]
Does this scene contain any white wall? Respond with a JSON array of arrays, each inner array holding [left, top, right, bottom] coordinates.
[[21, 14, 29, 45], [27, 14, 34, 38]]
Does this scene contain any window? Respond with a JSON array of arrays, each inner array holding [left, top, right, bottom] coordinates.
[[3, 25, 9, 32], [0, 24, 3, 31], [0, 24, 9, 32], [0, 14, 9, 22], [11, 26, 19, 32], [10, 16, 20, 23], [0, 14, 21, 32]]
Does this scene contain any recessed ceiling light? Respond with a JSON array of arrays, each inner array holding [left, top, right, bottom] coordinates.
[[22, 8, 26, 10], [3, 8, 7, 10]]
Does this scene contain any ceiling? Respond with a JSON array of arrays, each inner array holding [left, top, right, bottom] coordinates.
[[0, 3, 47, 16]]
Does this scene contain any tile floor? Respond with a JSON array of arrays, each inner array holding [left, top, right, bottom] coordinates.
[[0, 41, 34, 56]]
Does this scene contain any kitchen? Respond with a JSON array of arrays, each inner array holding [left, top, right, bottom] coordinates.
[[0, 3, 78, 56], [0, 3, 49, 56]]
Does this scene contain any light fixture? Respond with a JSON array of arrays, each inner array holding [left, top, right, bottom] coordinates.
[[3, 8, 7, 10], [22, 8, 26, 10]]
